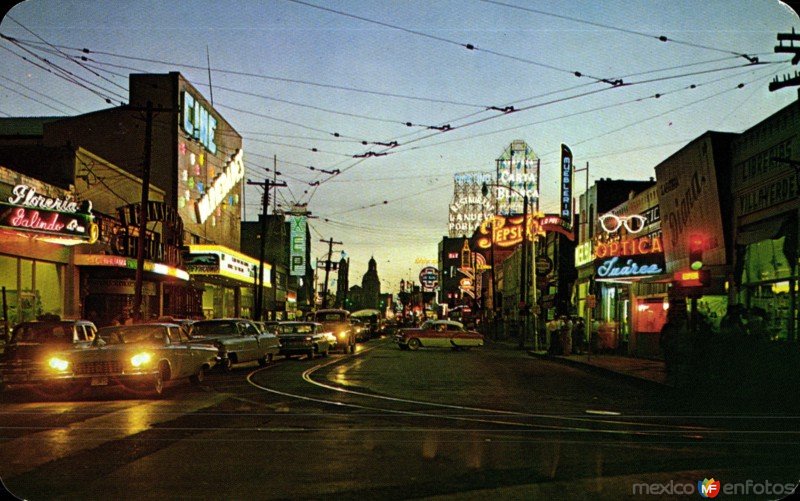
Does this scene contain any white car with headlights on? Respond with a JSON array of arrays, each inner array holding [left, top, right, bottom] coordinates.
[[66, 323, 218, 397]]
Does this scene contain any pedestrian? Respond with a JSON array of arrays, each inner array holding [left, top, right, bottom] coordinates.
[[559, 315, 573, 355], [547, 317, 561, 354], [572, 317, 585, 354]]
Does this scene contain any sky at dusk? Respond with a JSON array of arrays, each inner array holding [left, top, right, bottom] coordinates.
[[1, 0, 798, 292]]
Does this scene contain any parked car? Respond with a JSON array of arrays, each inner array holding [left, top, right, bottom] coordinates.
[[254, 320, 280, 335], [275, 321, 332, 360], [0, 319, 97, 396], [395, 320, 484, 351], [305, 309, 355, 354], [188, 318, 281, 370]]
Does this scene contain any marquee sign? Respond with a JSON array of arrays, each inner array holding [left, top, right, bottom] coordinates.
[[0, 185, 97, 244], [595, 256, 664, 280], [185, 244, 271, 286], [195, 149, 245, 224]]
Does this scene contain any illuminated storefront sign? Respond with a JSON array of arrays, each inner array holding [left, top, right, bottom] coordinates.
[[476, 215, 544, 249], [74, 254, 190, 281], [182, 91, 217, 154], [195, 149, 245, 224], [185, 244, 271, 287], [419, 266, 439, 292], [596, 256, 663, 279], [497, 141, 539, 216], [594, 235, 663, 259], [575, 241, 593, 267], [539, 214, 574, 240], [290, 215, 307, 277], [560, 144, 573, 221], [0, 185, 97, 244], [599, 213, 647, 234]]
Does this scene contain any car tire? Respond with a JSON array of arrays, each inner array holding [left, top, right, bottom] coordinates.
[[307, 348, 315, 360], [398, 344, 409, 350], [153, 365, 167, 397], [190, 366, 205, 385], [222, 356, 234, 372], [258, 356, 268, 367], [407, 338, 421, 351]]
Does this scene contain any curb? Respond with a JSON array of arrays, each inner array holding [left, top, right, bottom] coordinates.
[[527, 350, 672, 390]]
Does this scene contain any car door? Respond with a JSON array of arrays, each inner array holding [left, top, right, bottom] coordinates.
[[166, 326, 190, 377], [237, 321, 261, 361]]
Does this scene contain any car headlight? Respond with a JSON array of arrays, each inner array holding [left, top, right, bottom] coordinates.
[[338, 331, 347, 339], [305, 336, 313, 341], [131, 352, 153, 367], [48, 356, 69, 372]]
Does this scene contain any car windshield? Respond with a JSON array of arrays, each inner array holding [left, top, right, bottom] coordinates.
[[97, 325, 165, 345], [11, 323, 74, 344], [278, 324, 313, 335], [189, 321, 238, 337]]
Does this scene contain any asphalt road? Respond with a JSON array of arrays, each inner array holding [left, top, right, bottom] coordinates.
[[1, 338, 798, 500]]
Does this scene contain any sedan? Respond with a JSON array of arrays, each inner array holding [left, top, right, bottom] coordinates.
[[275, 322, 332, 360], [17, 323, 218, 397], [0, 319, 97, 397], [188, 318, 281, 371], [395, 320, 484, 351]]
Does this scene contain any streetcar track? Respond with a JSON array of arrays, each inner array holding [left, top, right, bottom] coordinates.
[[245, 342, 714, 439]]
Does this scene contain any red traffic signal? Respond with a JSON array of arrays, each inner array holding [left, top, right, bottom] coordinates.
[[688, 234, 707, 270]]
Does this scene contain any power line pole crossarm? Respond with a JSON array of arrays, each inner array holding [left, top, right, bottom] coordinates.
[[247, 178, 287, 321], [320, 237, 343, 309]]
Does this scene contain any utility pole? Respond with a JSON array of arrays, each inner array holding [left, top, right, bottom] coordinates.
[[320, 237, 343, 308], [133, 101, 153, 322], [247, 178, 287, 321]]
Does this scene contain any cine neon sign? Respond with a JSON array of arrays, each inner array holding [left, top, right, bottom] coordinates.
[[195, 149, 245, 224]]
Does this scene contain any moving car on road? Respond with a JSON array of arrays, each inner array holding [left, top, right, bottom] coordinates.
[[395, 319, 484, 351], [0, 319, 97, 396], [305, 309, 355, 354], [275, 321, 332, 360], [72, 323, 218, 396], [188, 318, 281, 370]]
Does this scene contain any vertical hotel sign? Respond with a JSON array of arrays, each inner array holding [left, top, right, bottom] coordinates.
[[560, 144, 573, 227], [290, 215, 307, 276]]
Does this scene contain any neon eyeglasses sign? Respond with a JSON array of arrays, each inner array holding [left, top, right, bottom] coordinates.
[[599, 214, 647, 234]]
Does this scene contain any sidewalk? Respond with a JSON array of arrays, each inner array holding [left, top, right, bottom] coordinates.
[[528, 350, 669, 387]]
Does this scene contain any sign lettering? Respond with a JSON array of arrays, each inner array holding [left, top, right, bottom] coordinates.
[[195, 149, 245, 223]]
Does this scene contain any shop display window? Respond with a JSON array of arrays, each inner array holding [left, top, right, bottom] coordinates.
[[0, 255, 63, 325]]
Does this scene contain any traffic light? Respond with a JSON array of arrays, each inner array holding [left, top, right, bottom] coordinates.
[[688, 234, 706, 271]]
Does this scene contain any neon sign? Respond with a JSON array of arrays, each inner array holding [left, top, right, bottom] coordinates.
[[476, 215, 544, 249], [596, 256, 663, 278], [560, 144, 573, 220], [195, 149, 245, 224], [599, 213, 647, 234], [594, 235, 663, 259], [182, 91, 217, 154], [8, 185, 80, 213], [0, 203, 96, 242]]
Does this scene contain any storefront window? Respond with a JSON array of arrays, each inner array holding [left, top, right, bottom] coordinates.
[[0, 256, 63, 325], [739, 236, 797, 341], [634, 299, 668, 333], [36, 262, 62, 318]]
